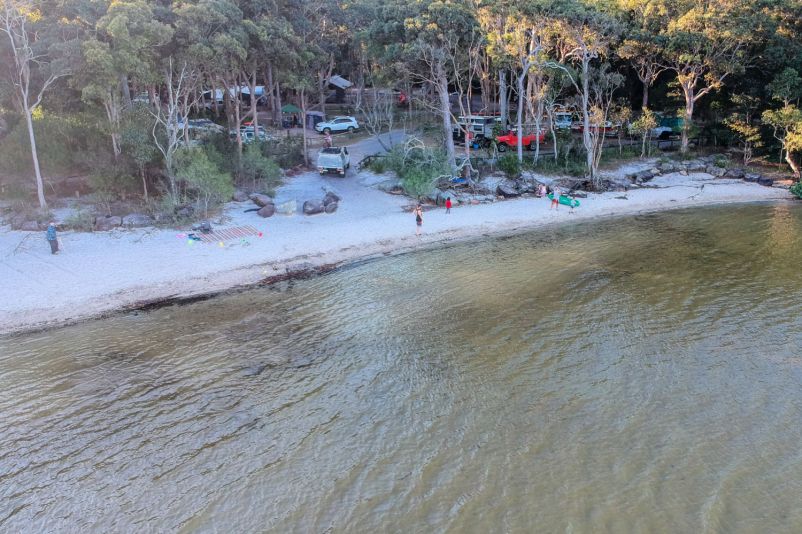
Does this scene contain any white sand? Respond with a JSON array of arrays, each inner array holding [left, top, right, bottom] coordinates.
[[0, 165, 791, 335]]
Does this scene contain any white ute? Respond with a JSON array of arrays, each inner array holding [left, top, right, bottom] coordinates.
[[317, 146, 350, 176]]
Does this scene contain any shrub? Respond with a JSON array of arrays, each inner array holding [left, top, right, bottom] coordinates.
[[368, 156, 388, 174], [240, 144, 282, 195], [790, 181, 802, 199], [175, 149, 234, 217], [498, 154, 521, 178], [64, 209, 95, 231], [384, 139, 449, 198]]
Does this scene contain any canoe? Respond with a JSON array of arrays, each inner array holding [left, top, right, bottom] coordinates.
[[548, 193, 580, 208]]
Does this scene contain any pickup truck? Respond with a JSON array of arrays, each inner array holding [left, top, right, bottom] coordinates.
[[495, 129, 546, 152], [317, 146, 350, 176]]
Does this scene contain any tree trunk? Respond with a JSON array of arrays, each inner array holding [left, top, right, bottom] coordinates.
[[140, 165, 148, 201], [435, 63, 456, 172], [498, 69, 508, 129], [580, 58, 594, 185], [534, 99, 543, 164], [680, 82, 694, 154], [786, 150, 801, 179], [120, 74, 132, 107], [23, 103, 47, 209], [249, 68, 258, 132], [641, 79, 649, 110], [300, 89, 309, 166], [516, 71, 525, 163], [266, 64, 276, 123]]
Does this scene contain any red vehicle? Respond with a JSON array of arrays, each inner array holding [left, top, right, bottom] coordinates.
[[495, 129, 546, 152]]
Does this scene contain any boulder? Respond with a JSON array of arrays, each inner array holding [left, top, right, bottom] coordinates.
[[95, 216, 122, 231], [570, 190, 589, 199], [377, 179, 403, 193], [757, 176, 774, 187], [744, 173, 761, 183], [257, 204, 275, 217], [705, 165, 726, 177], [679, 169, 689, 176], [724, 167, 746, 179], [633, 170, 655, 184], [658, 162, 677, 174], [232, 190, 249, 202], [426, 188, 444, 204], [323, 191, 341, 206], [250, 193, 273, 207], [122, 213, 154, 227], [324, 201, 338, 213], [276, 199, 297, 215], [302, 199, 325, 215], [496, 179, 520, 197], [686, 160, 707, 172]]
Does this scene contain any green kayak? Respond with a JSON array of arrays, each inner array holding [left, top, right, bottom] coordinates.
[[548, 193, 580, 208]]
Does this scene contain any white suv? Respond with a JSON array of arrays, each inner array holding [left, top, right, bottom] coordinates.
[[315, 116, 360, 134]]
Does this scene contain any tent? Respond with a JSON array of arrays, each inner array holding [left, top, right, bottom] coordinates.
[[281, 104, 302, 114]]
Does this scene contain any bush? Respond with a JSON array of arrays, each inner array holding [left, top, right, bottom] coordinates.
[[368, 156, 388, 174], [240, 144, 282, 195], [175, 149, 234, 217], [64, 209, 95, 231], [790, 181, 802, 199], [498, 154, 521, 178], [384, 140, 449, 198]]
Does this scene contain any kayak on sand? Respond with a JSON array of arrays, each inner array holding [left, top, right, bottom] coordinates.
[[548, 193, 580, 208]]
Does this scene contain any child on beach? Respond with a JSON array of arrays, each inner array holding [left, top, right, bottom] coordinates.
[[45, 222, 59, 254], [414, 204, 423, 235], [550, 187, 560, 210], [445, 197, 452, 214]]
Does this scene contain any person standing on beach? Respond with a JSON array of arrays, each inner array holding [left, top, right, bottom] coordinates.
[[46, 222, 59, 254], [414, 204, 423, 235], [445, 197, 452, 214], [551, 187, 560, 210]]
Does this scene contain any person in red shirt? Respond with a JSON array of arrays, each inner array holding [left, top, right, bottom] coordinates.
[[445, 197, 452, 214]]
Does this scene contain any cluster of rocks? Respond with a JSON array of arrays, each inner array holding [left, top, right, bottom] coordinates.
[[303, 191, 340, 215], [94, 213, 154, 231], [244, 190, 339, 217], [625, 154, 775, 188]]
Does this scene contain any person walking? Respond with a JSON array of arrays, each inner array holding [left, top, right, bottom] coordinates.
[[445, 197, 452, 214], [550, 186, 560, 211], [324, 132, 333, 148], [414, 204, 423, 235], [46, 222, 59, 254]]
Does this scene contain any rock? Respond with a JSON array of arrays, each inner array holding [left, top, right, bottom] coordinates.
[[302, 199, 325, 215], [250, 193, 273, 207], [687, 160, 707, 172], [633, 170, 655, 184], [377, 179, 403, 193], [680, 169, 689, 176], [232, 190, 249, 202], [658, 162, 677, 174], [705, 165, 726, 177], [570, 191, 588, 199], [95, 215, 122, 231], [724, 167, 746, 179], [276, 200, 297, 215], [122, 213, 154, 227], [757, 176, 774, 187], [257, 204, 275, 217], [19, 220, 41, 231], [324, 201, 338, 213], [426, 188, 444, 204], [496, 180, 520, 197], [322, 191, 340, 206], [744, 173, 761, 183]]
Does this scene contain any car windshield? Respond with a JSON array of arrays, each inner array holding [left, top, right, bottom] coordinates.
[[321, 148, 341, 154]]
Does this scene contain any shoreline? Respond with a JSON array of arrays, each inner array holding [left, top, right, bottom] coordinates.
[[0, 173, 794, 337]]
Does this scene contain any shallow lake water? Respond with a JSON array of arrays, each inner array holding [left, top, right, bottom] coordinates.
[[2, 203, 802, 533]]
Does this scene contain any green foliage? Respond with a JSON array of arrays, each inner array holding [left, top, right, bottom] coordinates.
[[175, 149, 234, 217], [64, 210, 95, 232], [498, 154, 521, 178], [367, 157, 388, 174], [789, 181, 802, 199], [240, 144, 282, 194], [385, 140, 449, 198]]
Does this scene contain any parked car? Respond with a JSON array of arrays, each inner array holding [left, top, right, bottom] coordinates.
[[495, 129, 546, 152], [572, 121, 620, 137], [317, 146, 351, 176], [229, 125, 269, 143], [553, 112, 574, 129], [315, 116, 360, 134]]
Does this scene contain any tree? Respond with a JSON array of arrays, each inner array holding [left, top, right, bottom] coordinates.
[[1, 0, 71, 209], [768, 67, 802, 107], [631, 108, 657, 158], [175, 148, 233, 217], [723, 94, 762, 166], [762, 104, 802, 179], [659, 1, 751, 153]]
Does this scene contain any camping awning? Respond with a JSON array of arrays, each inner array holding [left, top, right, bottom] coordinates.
[[281, 104, 302, 113], [327, 75, 352, 89]]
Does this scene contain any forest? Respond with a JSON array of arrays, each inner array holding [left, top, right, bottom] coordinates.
[[2, 0, 802, 216]]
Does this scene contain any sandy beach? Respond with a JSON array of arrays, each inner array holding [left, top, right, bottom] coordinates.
[[0, 163, 792, 336]]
